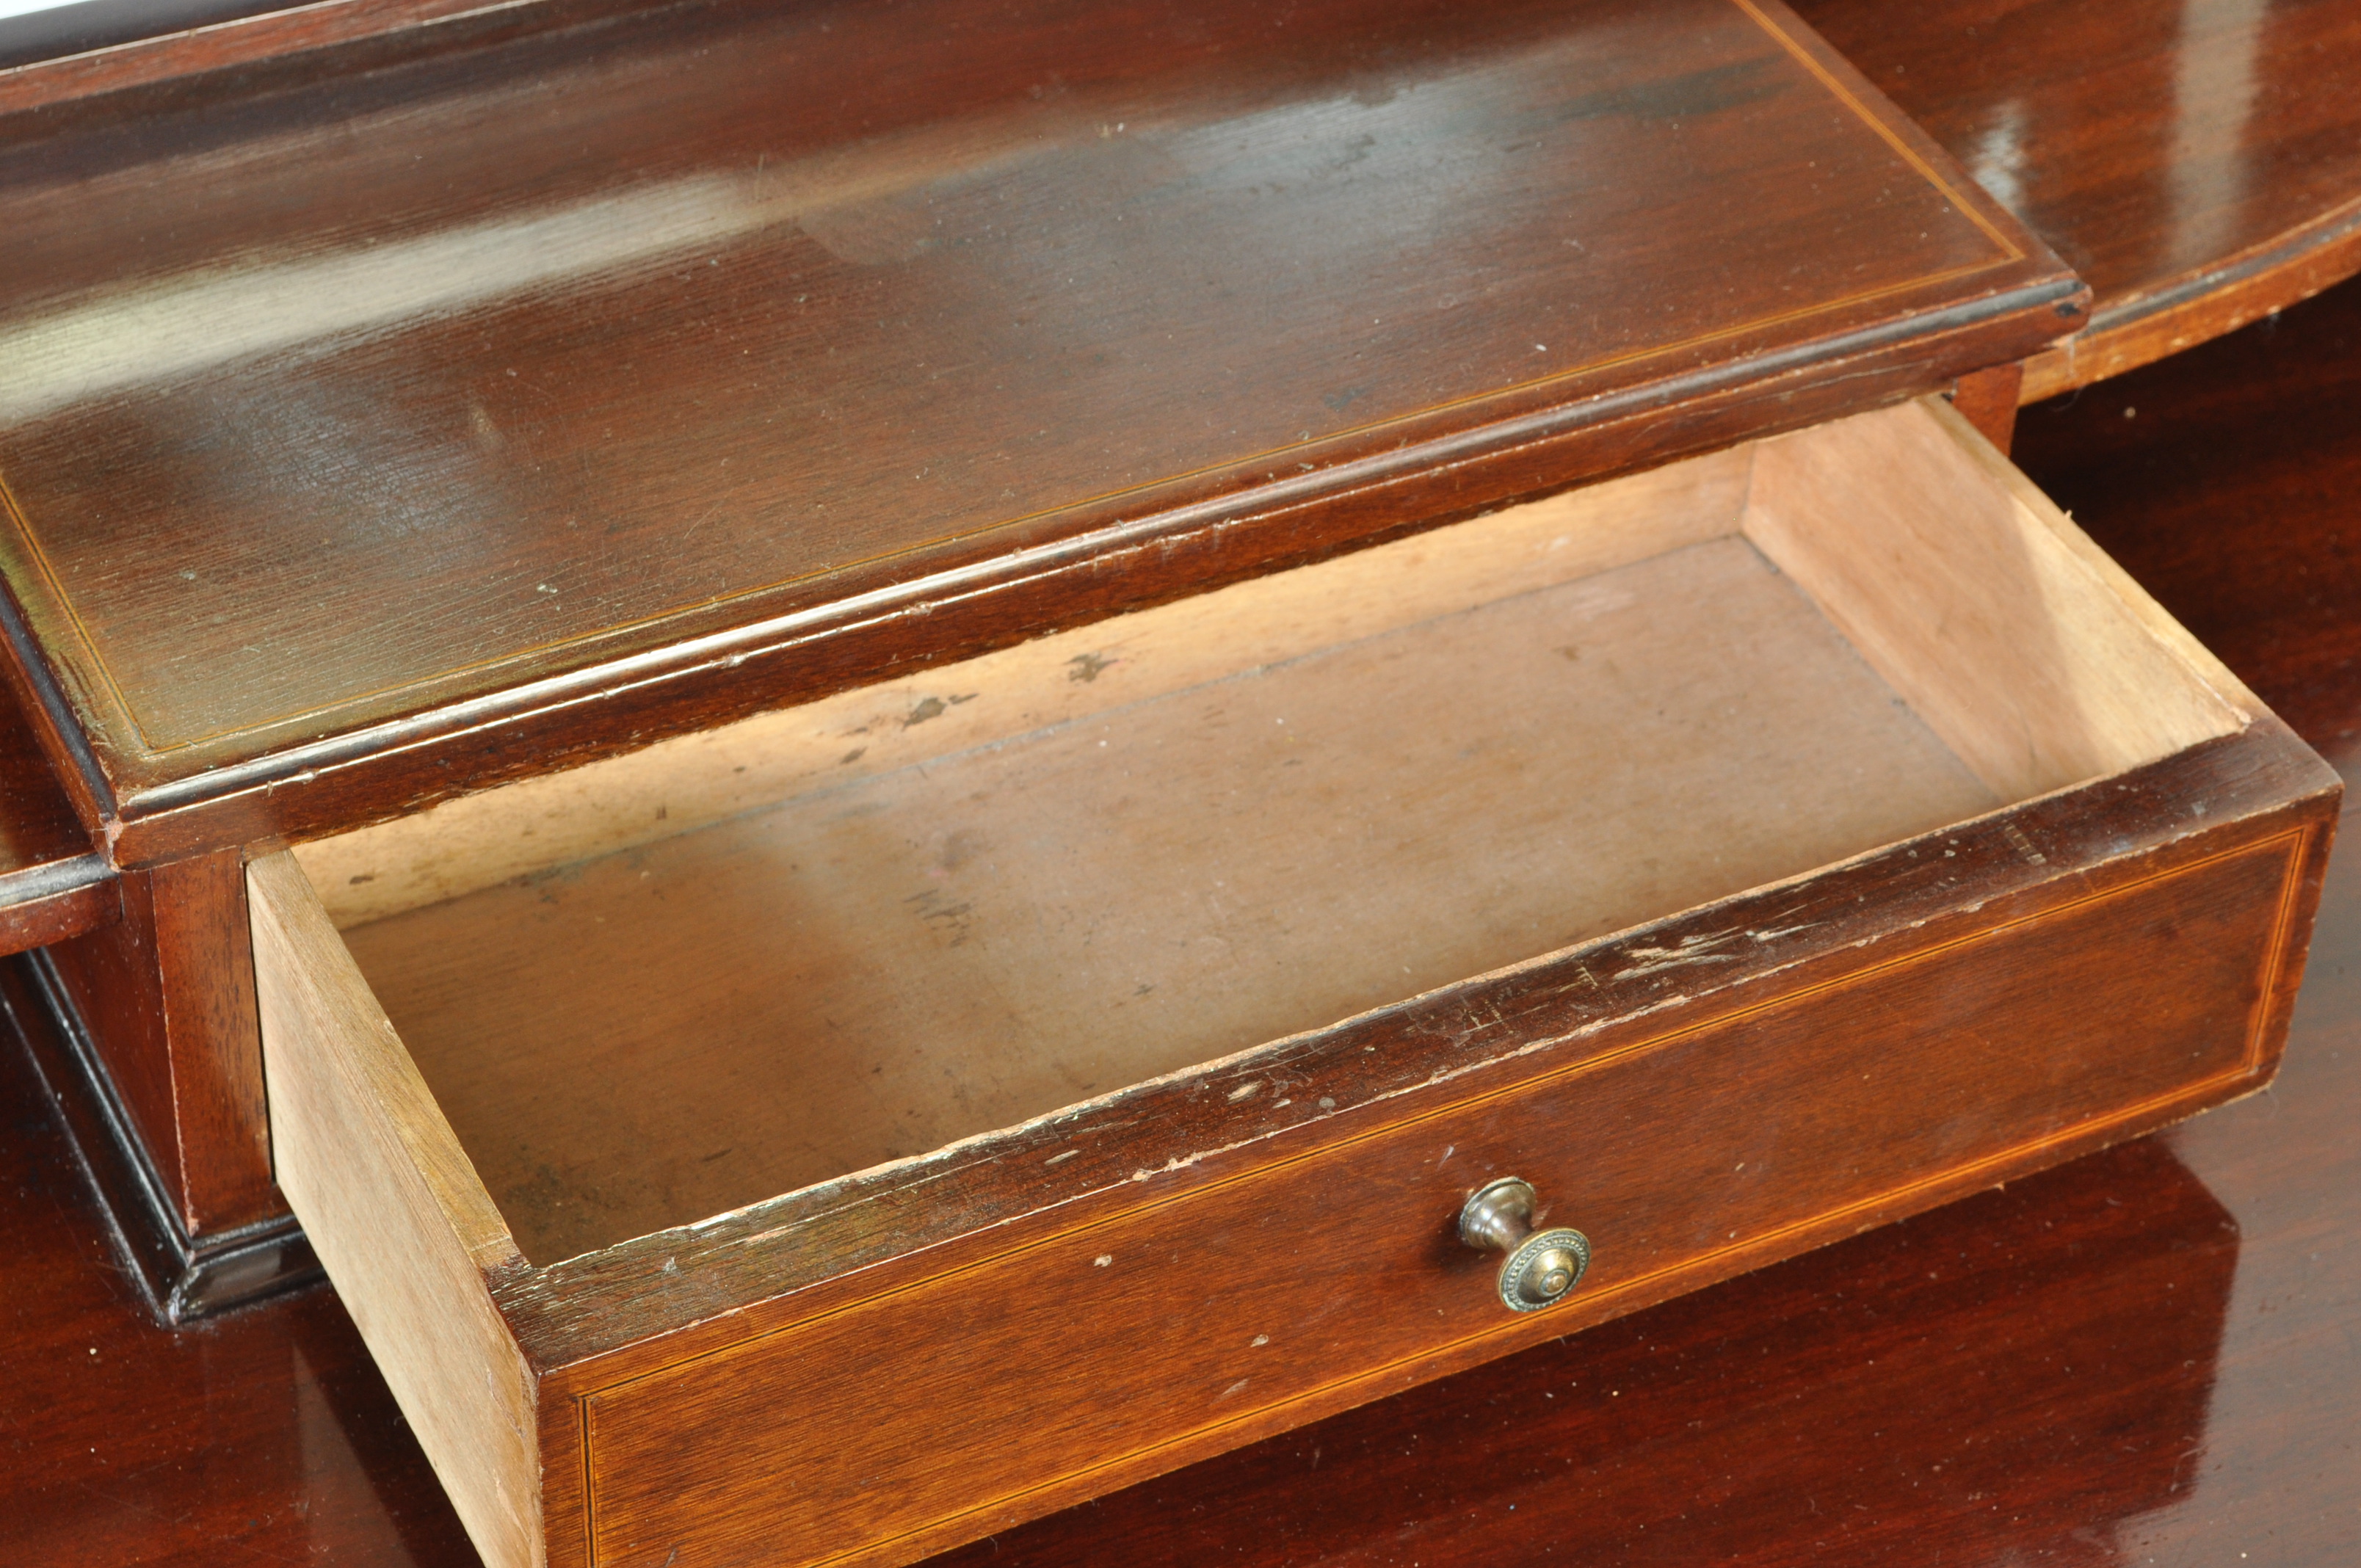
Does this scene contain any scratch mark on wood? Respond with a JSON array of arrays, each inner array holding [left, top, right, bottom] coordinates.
[[1613, 929, 1744, 978]]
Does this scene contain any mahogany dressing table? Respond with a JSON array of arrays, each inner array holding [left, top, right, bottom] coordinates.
[[0, 0, 2351, 1558]]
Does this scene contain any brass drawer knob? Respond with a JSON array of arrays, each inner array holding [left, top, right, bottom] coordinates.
[[1459, 1177, 1591, 1313]]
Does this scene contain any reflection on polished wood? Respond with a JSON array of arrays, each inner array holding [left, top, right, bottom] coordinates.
[[0, 0, 2075, 865], [1796, 0, 2361, 398], [4, 279, 2359, 1567], [923, 1136, 2238, 1567], [0, 675, 107, 952], [917, 272, 2361, 1565]]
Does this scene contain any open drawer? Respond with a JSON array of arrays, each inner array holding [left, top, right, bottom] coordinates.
[[249, 397, 2338, 1568]]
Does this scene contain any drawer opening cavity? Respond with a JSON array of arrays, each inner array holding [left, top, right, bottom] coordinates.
[[285, 399, 2252, 1265]]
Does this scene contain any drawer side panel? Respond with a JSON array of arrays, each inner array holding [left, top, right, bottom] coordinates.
[[579, 827, 2308, 1568], [249, 853, 543, 1568]]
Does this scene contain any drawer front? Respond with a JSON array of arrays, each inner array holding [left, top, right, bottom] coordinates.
[[576, 828, 2302, 1568]]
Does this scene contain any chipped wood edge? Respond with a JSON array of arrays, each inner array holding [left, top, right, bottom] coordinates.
[[249, 849, 543, 1568]]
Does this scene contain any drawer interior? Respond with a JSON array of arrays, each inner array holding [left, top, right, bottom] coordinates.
[[291, 399, 2249, 1264]]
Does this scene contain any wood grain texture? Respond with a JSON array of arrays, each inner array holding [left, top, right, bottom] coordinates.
[[8, 274, 2361, 1568], [43, 847, 276, 1235], [269, 395, 2318, 1371], [2014, 268, 2361, 769], [341, 535, 2000, 1263], [239, 408, 2335, 1564], [485, 715, 2329, 1568], [1741, 397, 2249, 800], [0, 0, 2079, 864], [4, 950, 318, 1321], [0, 865, 107, 957], [573, 821, 2314, 1568], [459, 705, 2326, 1360], [1945, 359, 2021, 451], [0, 0, 565, 115], [248, 852, 539, 1568], [0, 998, 476, 1567], [295, 449, 1752, 929], [913, 273, 2361, 1568], [915, 1129, 2246, 1568], [0, 659, 108, 952], [305, 396, 2257, 1267], [1794, 0, 2361, 396]]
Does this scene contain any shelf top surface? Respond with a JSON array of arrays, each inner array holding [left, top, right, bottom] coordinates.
[[1796, 0, 2361, 368], [0, 0, 2075, 840]]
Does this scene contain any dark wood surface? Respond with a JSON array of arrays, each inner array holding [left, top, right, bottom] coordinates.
[[4, 953, 316, 1324], [1794, 0, 2361, 398], [223, 382, 2329, 1566], [0, 668, 108, 954], [45, 849, 275, 1238], [10, 268, 2360, 1568], [490, 707, 2338, 1567], [2014, 267, 2361, 761], [572, 772, 2324, 1568], [0, 0, 667, 115], [0, 0, 2079, 865]]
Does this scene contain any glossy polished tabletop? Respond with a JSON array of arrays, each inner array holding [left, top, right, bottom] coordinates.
[[3, 275, 2359, 1568], [1795, 0, 2361, 394]]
